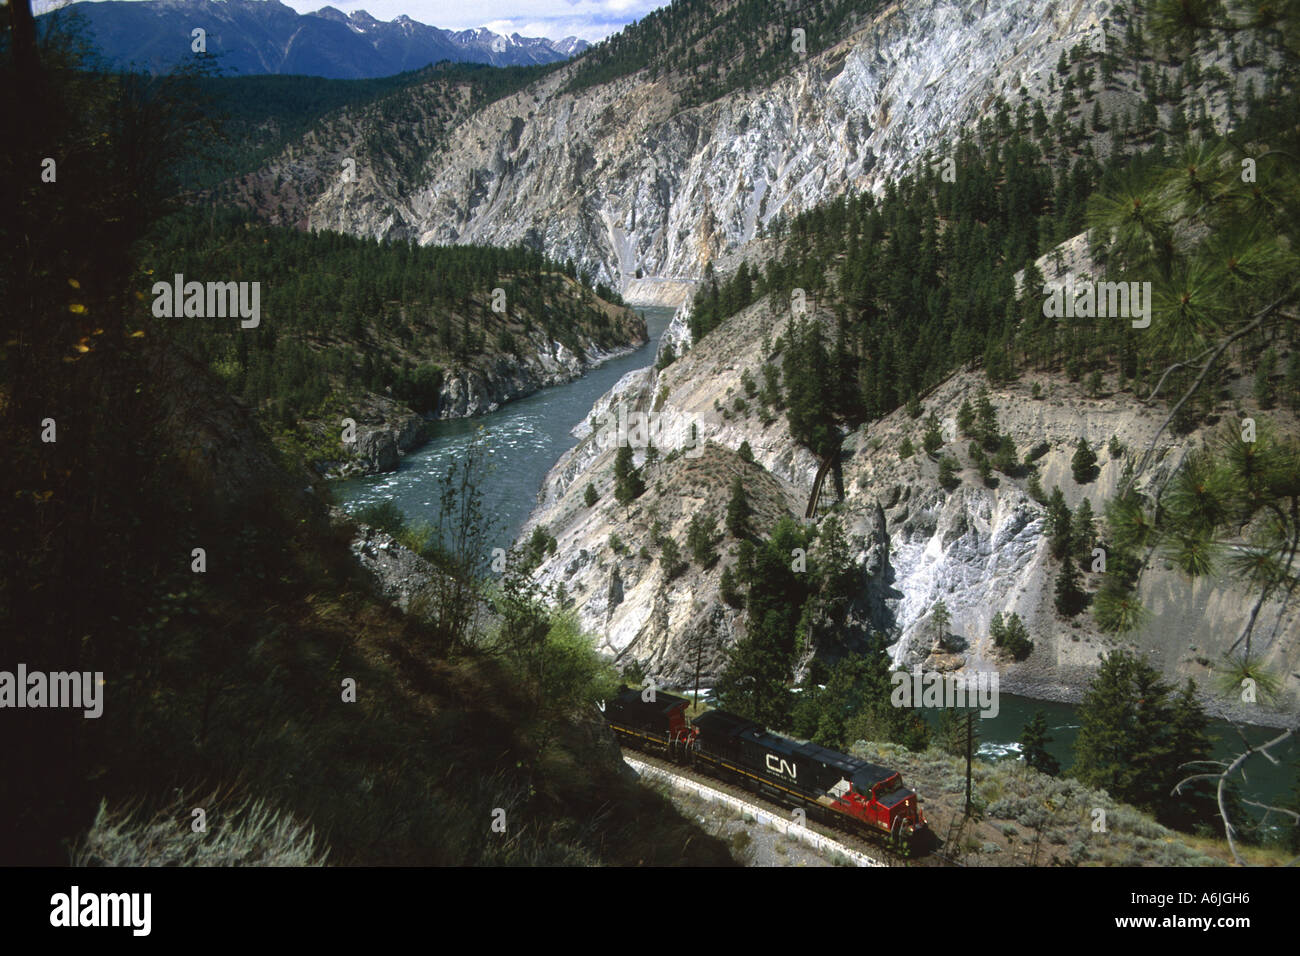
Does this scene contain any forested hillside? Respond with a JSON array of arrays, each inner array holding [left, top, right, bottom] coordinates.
[[565, 0, 885, 107], [689, 12, 1299, 442], [137, 208, 640, 468]]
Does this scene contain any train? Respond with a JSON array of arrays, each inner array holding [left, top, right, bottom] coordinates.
[[603, 684, 930, 852]]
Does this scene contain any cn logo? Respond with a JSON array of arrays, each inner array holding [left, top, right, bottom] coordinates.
[[765, 754, 797, 779]]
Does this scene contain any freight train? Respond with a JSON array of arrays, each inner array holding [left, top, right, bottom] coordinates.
[[604, 685, 930, 852]]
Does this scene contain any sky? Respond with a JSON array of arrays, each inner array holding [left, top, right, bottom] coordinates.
[[32, 0, 670, 43]]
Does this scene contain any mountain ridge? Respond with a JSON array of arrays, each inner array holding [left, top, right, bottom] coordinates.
[[43, 0, 590, 77]]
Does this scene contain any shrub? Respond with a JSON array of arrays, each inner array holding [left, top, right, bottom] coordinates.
[[74, 793, 328, 866], [355, 500, 407, 539]]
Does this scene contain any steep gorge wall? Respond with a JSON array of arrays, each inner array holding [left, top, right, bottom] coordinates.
[[521, 294, 1300, 721], [264, 0, 1118, 293]]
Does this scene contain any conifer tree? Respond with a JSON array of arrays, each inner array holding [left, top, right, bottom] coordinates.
[[725, 474, 751, 538], [1021, 710, 1061, 776], [1046, 487, 1073, 560], [922, 412, 944, 454], [613, 445, 644, 505], [957, 399, 976, 437], [1073, 497, 1096, 554], [1054, 554, 1084, 616], [1071, 437, 1098, 483]]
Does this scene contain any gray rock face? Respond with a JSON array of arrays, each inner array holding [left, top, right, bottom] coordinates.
[[348, 522, 435, 612], [318, 395, 429, 479], [519, 308, 1300, 716], [318, 328, 645, 477], [434, 333, 643, 420], [298, 0, 1117, 287]]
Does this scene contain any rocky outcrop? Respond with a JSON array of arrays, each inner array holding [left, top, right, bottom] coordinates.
[[346, 521, 435, 612], [433, 330, 646, 419], [316, 322, 647, 477], [520, 293, 1300, 719]]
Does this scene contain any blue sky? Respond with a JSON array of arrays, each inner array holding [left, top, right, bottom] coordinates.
[[34, 0, 669, 42]]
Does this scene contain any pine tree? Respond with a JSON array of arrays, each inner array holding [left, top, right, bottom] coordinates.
[[992, 434, 1019, 475], [725, 474, 751, 539], [922, 412, 944, 454], [714, 612, 791, 729], [613, 445, 644, 505], [1071, 437, 1098, 483], [1054, 554, 1084, 616], [1162, 679, 1220, 832], [658, 535, 686, 579], [975, 387, 999, 450], [583, 482, 598, 508], [937, 707, 972, 758], [931, 599, 951, 648], [1073, 497, 1096, 554], [1073, 652, 1217, 827], [957, 399, 976, 437], [1026, 472, 1048, 504], [992, 611, 1032, 659], [1046, 487, 1073, 560], [1021, 710, 1060, 776], [938, 456, 960, 490], [990, 611, 1007, 646], [687, 512, 719, 567]]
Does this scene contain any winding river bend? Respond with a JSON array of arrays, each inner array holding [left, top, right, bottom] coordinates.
[[333, 304, 1294, 812], [334, 306, 677, 553]]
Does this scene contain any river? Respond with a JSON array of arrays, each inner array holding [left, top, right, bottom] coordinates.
[[333, 306, 678, 555], [332, 304, 1296, 821]]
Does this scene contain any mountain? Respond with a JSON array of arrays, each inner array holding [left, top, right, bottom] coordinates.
[[43, 0, 589, 77], [231, 0, 1131, 297]]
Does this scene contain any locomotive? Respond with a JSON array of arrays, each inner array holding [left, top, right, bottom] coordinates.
[[604, 685, 929, 851]]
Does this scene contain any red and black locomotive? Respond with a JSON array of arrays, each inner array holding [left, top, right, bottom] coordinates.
[[604, 685, 929, 852]]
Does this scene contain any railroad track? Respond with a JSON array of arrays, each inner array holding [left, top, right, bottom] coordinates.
[[625, 747, 962, 867]]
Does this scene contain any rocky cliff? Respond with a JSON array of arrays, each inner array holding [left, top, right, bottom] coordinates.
[[520, 275, 1300, 722], [241, 0, 1132, 297]]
